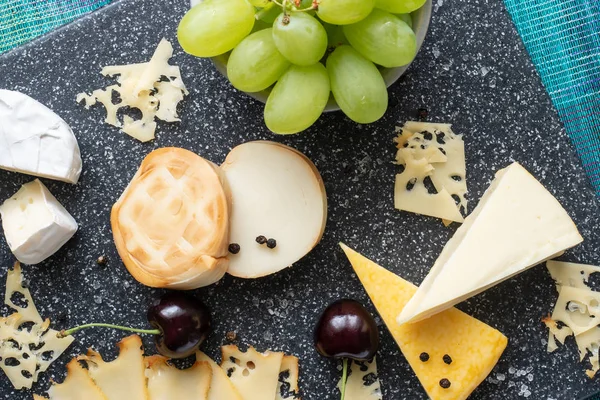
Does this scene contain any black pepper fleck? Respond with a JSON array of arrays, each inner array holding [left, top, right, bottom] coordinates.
[[440, 378, 451, 389], [228, 243, 240, 254], [419, 352, 429, 362], [97, 256, 107, 265], [443, 354, 452, 364], [256, 235, 267, 244], [266, 238, 277, 249]]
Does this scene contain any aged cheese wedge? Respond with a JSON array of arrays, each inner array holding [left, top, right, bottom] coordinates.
[[222, 141, 327, 278], [38, 358, 108, 400], [398, 162, 583, 324], [78, 39, 188, 142], [81, 335, 149, 400], [276, 355, 300, 400], [0, 89, 82, 184], [111, 147, 230, 289], [547, 260, 600, 290], [196, 351, 243, 400], [0, 179, 78, 264], [337, 358, 382, 400], [221, 345, 284, 400], [145, 355, 211, 400], [341, 244, 507, 400]]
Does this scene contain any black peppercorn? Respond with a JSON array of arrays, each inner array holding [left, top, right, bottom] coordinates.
[[256, 235, 267, 244], [443, 354, 452, 365], [97, 255, 107, 265], [266, 238, 277, 249], [228, 243, 241, 254], [439, 378, 451, 389], [419, 352, 429, 362]]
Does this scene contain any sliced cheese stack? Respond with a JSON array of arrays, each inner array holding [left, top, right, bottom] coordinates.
[[394, 122, 467, 223], [545, 260, 600, 378], [398, 162, 583, 324], [341, 244, 507, 400]]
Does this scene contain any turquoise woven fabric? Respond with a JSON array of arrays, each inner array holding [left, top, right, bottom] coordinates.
[[505, 0, 600, 194], [0, 0, 112, 53]]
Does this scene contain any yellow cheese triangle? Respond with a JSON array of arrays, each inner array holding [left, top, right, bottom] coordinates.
[[45, 358, 108, 400], [340, 243, 508, 400], [196, 351, 243, 400]]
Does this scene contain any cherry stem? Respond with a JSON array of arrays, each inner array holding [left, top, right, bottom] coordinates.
[[58, 323, 161, 338], [340, 358, 348, 400]]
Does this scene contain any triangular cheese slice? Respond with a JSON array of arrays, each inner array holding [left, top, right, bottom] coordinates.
[[196, 351, 243, 400], [551, 286, 600, 335], [145, 355, 211, 400], [221, 345, 283, 400], [42, 358, 107, 400], [398, 162, 582, 324], [337, 358, 382, 400], [81, 335, 149, 400], [341, 244, 507, 400], [547, 260, 600, 290], [276, 355, 300, 400]]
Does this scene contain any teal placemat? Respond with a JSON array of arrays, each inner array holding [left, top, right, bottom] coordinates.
[[0, 0, 112, 53]]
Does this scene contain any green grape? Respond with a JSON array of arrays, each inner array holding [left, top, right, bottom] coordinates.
[[227, 29, 291, 93], [396, 13, 413, 28], [321, 21, 348, 49], [375, 0, 425, 14], [272, 12, 327, 66], [326, 45, 387, 124], [250, 0, 271, 7], [317, 0, 375, 25], [178, 0, 255, 57], [343, 9, 416, 68], [256, 2, 281, 23], [251, 18, 273, 33], [264, 64, 330, 134]]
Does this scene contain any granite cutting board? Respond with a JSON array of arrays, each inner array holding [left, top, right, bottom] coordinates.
[[0, 0, 599, 398]]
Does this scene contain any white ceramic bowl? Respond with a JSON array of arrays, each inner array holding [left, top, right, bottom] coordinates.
[[211, 1, 433, 112]]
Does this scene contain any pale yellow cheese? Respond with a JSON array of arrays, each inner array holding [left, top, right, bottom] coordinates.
[[196, 351, 243, 400], [276, 355, 300, 400], [81, 335, 149, 400], [5, 261, 42, 323], [221, 345, 283, 400], [340, 243, 507, 400], [145, 355, 211, 400], [542, 316, 573, 352], [547, 260, 600, 290], [44, 358, 107, 400], [551, 286, 600, 335], [337, 358, 382, 400]]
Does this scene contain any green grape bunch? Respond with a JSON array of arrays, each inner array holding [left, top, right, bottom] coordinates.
[[178, 0, 426, 134]]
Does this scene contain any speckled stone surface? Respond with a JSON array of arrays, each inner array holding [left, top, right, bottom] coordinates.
[[0, 0, 599, 398]]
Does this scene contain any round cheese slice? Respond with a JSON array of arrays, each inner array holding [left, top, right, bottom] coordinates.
[[111, 147, 230, 289]]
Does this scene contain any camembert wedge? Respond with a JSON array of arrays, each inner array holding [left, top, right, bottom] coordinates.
[[398, 162, 582, 324], [341, 244, 507, 400]]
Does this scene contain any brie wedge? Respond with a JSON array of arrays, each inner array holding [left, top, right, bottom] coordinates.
[[0, 179, 78, 264], [398, 162, 583, 324], [0, 90, 82, 184]]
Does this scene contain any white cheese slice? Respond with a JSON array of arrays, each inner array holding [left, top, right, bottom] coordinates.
[[196, 351, 243, 400], [398, 162, 583, 324], [276, 355, 300, 400], [5, 262, 42, 323], [81, 335, 149, 400], [551, 286, 600, 335], [41, 358, 107, 400], [145, 356, 211, 400], [547, 260, 600, 290], [337, 358, 382, 400], [543, 316, 573, 353], [0, 90, 82, 184], [0, 179, 78, 264], [221, 345, 284, 400], [576, 327, 600, 378]]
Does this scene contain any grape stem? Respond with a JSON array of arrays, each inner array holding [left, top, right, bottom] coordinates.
[[340, 358, 348, 400], [58, 323, 161, 338]]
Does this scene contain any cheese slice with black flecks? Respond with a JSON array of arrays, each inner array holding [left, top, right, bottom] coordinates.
[[276, 355, 300, 400], [337, 358, 382, 400], [35, 358, 107, 400], [547, 260, 600, 291], [5, 262, 41, 323], [80, 335, 149, 400], [221, 345, 283, 400], [196, 351, 243, 400], [550, 286, 600, 335], [145, 355, 211, 400]]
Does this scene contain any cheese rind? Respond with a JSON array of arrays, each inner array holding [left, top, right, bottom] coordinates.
[[398, 162, 583, 324], [0, 90, 82, 184], [0, 179, 78, 264], [341, 243, 507, 400]]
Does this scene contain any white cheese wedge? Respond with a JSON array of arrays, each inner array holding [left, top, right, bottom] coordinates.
[[81, 335, 149, 400], [196, 351, 243, 400], [398, 162, 583, 324], [145, 356, 211, 400], [0, 179, 78, 264], [221, 345, 284, 400], [39, 358, 108, 400], [276, 355, 300, 400], [547, 260, 600, 290], [551, 286, 600, 335], [0, 90, 82, 184], [337, 358, 382, 400]]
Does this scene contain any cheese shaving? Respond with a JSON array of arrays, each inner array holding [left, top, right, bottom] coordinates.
[[276, 355, 300, 400], [77, 39, 188, 142], [338, 358, 382, 400]]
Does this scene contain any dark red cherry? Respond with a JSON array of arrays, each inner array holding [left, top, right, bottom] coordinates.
[[314, 299, 380, 360], [147, 292, 211, 358]]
